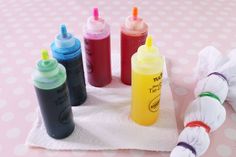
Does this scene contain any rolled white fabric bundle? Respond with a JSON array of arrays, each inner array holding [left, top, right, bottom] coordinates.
[[170, 46, 236, 157]]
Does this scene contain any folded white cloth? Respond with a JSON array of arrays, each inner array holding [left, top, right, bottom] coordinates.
[[26, 53, 178, 151]]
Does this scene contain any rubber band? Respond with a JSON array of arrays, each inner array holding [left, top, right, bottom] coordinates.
[[177, 142, 197, 156], [186, 121, 211, 133], [199, 92, 221, 104], [208, 72, 229, 85]]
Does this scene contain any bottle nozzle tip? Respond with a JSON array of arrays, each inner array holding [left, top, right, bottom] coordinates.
[[145, 36, 153, 48], [93, 7, 99, 20], [41, 49, 49, 60], [60, 24, 68, 38], [132, 7, 138, 19]]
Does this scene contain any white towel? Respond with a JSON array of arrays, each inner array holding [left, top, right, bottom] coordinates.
[[26, 53, 178, 151]]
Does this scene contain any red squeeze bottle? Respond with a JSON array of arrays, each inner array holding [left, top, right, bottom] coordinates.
[[121, 7, 148, 85], [83, 8, 111, 87]]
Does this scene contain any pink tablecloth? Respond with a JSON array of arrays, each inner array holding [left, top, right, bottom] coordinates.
[[1, 0, 236, 156]]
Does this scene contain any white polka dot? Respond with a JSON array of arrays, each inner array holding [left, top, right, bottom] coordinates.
[[224, 128, 236, 141], [1, 112, 14, 122], [163, 34, 173, 39], [186, 49, 197, 55], [18, 99, 31, 109], [188, 28, 197, 33], [13, 87, 25, 95], [183, 76, 195, 84], [0, 58, 7, 64], [160, 22, 169, 27], [14, 144, 28, 156], [15, 29, 24, 34], [2, 35, 12, 40], [11, 51, 21, 56], [154, 28, 162, 33], [6, 128, 21, 139], [177, 58, 189, 65], [230, 113, 236, 122], [199, 34, 209, 39], [165, 49, 177, 55], [174, 41, 184, 47], [182, 34, 191, 39], [0, 67, 12, 74], [20, 35, 29, 39], [0, 144, 2, 152], [216, 144, 232, 157], [37, 34, 47, 39], [156, 41, 166, 47], [170, 28, 179, 33], [5, 42, 16, 48], [23, 42, 34, 48], [22, 67, 32, 74], [5, 76, 17, 84], [193, 42, 203, 47], [0, 99, 6, 109], [25, 112, 36, 122], [32, 29, 40, 34], [204, 28, 213, 33], [171, 67, 182, 74], [174, 87, 188, 96], [16, 58, 26, 65]]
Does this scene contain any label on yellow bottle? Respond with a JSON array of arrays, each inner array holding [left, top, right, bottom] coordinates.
[[131, 70, 163, 126]]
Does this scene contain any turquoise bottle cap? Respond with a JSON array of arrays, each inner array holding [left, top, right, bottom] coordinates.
[[55, 24, 76, 48]]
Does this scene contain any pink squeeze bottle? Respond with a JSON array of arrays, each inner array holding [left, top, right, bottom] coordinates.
[[83, 8, 112, 87]]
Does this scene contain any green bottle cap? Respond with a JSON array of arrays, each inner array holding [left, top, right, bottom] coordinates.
[[32, 50, 66, 90]]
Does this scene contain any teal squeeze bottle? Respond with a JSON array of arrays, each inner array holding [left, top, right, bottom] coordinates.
[[51, 24, 87, 106], [32, 50, 75, 139]]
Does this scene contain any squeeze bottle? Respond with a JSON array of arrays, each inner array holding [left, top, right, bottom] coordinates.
[[131, 36, 164, 126], [51, 24, 87, 106], [121, 7, 148, 85], [32, 50, 75, 139], [83, 7, 111, 87]]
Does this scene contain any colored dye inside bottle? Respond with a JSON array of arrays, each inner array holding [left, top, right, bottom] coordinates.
[[83, 7, 111, 87], [121, 7, 148, 85], [131, 36, 164, 126], [51, 25, 87, 106], [32, 50, 75, 139]]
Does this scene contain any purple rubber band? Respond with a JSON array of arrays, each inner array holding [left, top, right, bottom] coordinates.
[[208, 72, 229, 85], [177, 142, 197, 156]]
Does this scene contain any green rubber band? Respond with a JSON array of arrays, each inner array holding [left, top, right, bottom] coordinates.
[[199, 92, 222, 104]]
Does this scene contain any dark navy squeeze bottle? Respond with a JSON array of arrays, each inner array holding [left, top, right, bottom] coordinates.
[[51, 24, 87, 106], [32, 50, 75, 139]]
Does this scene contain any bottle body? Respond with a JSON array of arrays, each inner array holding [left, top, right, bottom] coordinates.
[[131, 62, 163, 125], [35, 82, 75, 139], [32, 51, 75, 139], [84, 33, 111, 87], [51, 39, 87, 106], [130, 36, 163, 126], [58, 54, 87, 106], [121, 30, 147, 85]]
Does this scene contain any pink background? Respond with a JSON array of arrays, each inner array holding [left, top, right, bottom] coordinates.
[[1, 0, 236, 156]]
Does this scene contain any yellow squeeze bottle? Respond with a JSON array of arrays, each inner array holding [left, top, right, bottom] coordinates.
[[131, 36, 164, 126]]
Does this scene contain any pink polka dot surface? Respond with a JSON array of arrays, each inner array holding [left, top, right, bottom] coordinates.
[[0, 0, 236, 157]]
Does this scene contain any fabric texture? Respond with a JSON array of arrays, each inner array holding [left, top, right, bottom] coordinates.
[[26, 53, 178, 152]]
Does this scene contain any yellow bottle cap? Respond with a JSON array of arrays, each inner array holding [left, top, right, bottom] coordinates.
[[137, 35, 160, 63], [41, 49, 49, 60], [145, 35, 153, 49]]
